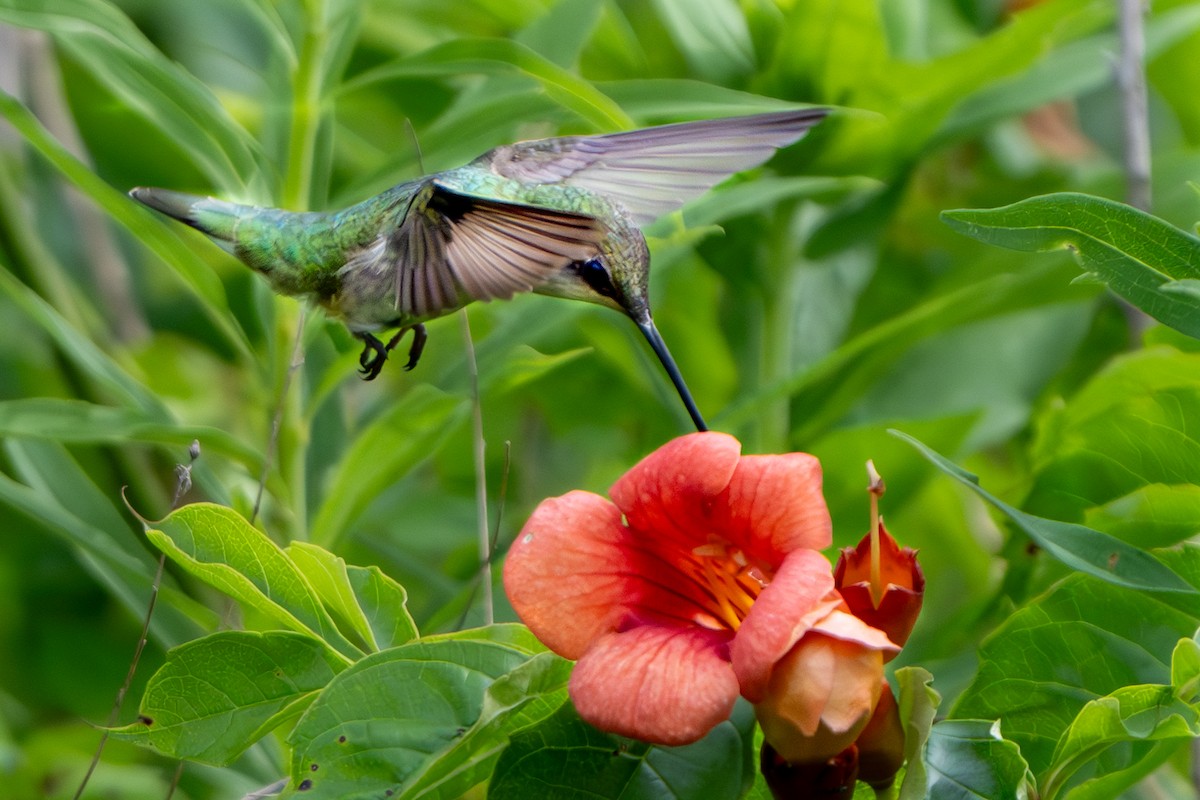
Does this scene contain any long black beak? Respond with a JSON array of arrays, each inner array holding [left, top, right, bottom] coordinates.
[[635, 318, 708, 432]]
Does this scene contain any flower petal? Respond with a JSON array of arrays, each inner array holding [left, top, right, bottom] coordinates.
[[719, 453, 832, 563], [504, 490, 636, 659], [731, 550, 837, 702], [569, 625, 739, 746], [755, 631, 884, 763], [609, 432, 741, 547]]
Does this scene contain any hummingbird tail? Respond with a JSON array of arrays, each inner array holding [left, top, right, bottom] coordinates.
[[129, 187, 243, 245]]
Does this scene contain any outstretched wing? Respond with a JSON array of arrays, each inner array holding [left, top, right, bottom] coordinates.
[[479, 108, 829, 227], [341, 182, 604, 319]]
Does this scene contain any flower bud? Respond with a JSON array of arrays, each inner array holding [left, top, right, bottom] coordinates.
[[834, 522, 924, 656], [855, 683, 905, 788], [760, 740, 858, 800]]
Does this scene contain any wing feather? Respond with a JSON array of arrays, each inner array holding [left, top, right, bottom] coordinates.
[[483, 108, 828, 226], [375, 184, 605, 318]]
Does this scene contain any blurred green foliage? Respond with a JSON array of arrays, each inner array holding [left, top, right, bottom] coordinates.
[[2, 0, 1200, 797]]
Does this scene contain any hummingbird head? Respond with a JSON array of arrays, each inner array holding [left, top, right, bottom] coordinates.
[[537, 240, 707, 432]]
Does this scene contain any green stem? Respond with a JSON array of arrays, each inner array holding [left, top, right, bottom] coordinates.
[[755, 207, 798, 452], [283, 0, 327, 210]]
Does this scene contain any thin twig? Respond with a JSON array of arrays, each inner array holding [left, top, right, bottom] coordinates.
[[74, 444, 200, 800], [456, 440, 512, 631], [1116, 0, 1151, 212], [252, 307, 308, 525], [460, 309, 493, 625], [164, 760, 185, 800]]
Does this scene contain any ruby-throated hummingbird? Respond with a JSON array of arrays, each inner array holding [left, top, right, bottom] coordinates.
[[131, 108, 828, 431]]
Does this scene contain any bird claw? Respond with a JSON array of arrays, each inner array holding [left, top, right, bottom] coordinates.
[[356, 324, 428, 380], [357, 333, 389, 381], [403, 324, 427, 371]]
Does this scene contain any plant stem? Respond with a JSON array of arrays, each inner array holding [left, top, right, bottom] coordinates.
[[460, 310, 494, 625], [283, 0, 327, 211], [1116, 0, 1151, 212]]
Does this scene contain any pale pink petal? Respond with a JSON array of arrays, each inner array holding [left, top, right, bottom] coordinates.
[[609, 432, 741, 546], [504, 491, 636, 659], [569, 626, 739, 746], [719, 453, 832, 562], [731, 550, 837, 702], [811, 608, 899, 653]]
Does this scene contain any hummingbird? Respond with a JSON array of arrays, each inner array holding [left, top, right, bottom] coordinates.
[[130, 108, 828, 431]]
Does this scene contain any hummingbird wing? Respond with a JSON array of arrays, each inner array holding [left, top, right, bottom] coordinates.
[[480, 108, 828, 227], [341, 183, 604, 319]]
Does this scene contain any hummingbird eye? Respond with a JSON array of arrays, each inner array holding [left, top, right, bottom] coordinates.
[[577, 258, 618, 299]]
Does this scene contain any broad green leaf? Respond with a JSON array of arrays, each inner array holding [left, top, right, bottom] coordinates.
[[953, 558, 1200, 773], [1041, 670, 1200, 799], [1083, 485, 1200, 549], [109, 631, 346, 765], [282, 639, 534, 799], [896, 667, 941, 800], [924, 720, 1036, 800], [286, 541, 418, 653], [0, 91, 254, 363], [1026, 348, 1200, 535], [942, 193, 1200, 340], [489, 700, 757, 800], [399, 652, 572, 799], [341, 38, 632, 131], [310, 384, 466, 548], [893, 430, 1196, 594], [424, 623, 550, 656], [145, 503, 359, 661], [0, 0, 264, 195]]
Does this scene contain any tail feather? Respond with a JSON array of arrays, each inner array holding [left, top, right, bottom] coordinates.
[[129, 187, 244, 244]]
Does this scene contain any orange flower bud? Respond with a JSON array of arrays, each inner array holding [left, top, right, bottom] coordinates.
[[753, 604, 895, 763], [834, 522, 924, 656]]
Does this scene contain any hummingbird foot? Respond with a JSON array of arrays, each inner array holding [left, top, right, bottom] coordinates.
[[402, 324, 427, 371], [356, 324, 428, 380], [357, 333, 389, 381]]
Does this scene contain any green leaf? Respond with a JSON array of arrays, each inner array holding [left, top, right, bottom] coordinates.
[[649, 0, 755, 83], [0, 462, 213, 646], [942, 193, 1200, 340], [424, 623, 551, 656], [0, 0, 265, 195], [341, 38, 633, 131], [282, 639, 534, 799], [286, 541, 418, 653], [489, 700, 757, 800], [924, 720, 1036, 799], [310, 385, 466, 548], [1041, 678, 1200, 800], [952, 558, 1200, 774], [398, 652, 572, 799], [937, 3, 1200, 142], [0, 92, 254, 363], [145, 504, 360, 661], [892, 430, 1196, 594], [1083, 484, 1200, 549], [0, 398, 263, 473], [109, 631, 346, 765], [896, 667, 942, 800], [1026, 347, 1200, 537]]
